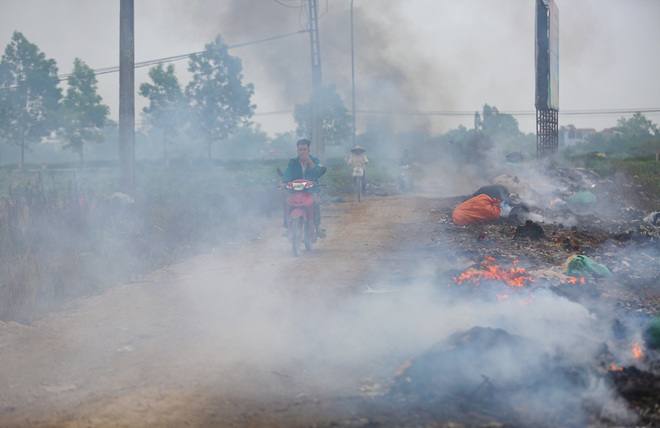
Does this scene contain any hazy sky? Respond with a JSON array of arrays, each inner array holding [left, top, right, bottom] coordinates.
[[1, 0, 659, 136]]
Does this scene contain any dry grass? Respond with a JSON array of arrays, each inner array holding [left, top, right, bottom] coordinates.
[[0, 166, 281, 322]]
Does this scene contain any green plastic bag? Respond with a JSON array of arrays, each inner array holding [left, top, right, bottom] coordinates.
[[566, 255, 613, 278], [644, 317, 660, 350], [566, 191, 598, 205]]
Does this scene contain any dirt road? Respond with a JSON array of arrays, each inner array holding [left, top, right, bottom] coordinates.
[[0, 193, 441, 427], [4, 175, 657, 427]]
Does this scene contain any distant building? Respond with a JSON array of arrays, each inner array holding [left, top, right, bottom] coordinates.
[[560, 127, 597, 147], [600, 127, 623, 139]]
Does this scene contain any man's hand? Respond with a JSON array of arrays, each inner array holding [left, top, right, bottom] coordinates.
[[300, 153, 315, 168]]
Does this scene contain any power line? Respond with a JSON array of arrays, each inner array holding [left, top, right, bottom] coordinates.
[[272, 0, 303, 8], [252, 107, 660, 118], [56, 30, 307, 82], [353, 108, 660, 117], [44, 26, 658, 122], [558, 108, 660, 116], [253, 110, 293, 117]]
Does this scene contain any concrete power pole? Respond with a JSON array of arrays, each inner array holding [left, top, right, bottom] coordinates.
[[350, 0, 356, 147], [119, 0, 135, 194], [307, 0, 324, 160]]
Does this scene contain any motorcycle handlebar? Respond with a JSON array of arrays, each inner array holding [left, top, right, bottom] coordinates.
[[277, 182, 326, 189]]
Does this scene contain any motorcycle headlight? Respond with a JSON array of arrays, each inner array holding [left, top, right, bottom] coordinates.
[[292, 182, 306, 191]]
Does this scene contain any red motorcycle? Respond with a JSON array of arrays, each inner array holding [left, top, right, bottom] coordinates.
[[278, 167, 326, 256]]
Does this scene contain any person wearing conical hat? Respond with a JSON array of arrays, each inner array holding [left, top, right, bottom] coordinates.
[[346, 145, 369, 194]]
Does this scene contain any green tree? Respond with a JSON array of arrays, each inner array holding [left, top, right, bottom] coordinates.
[[185, 35, 255, 159], [58, 58, 109, 166], [85, 119, 119, 161], [220, 124, 268, 159], [0, 31, 61, 169], [480, 104, 522, 141], [581, 113, 659, 156], [294, 84, 353, 147], [616, 112, 658, 143], [139, 63, 186, 165]]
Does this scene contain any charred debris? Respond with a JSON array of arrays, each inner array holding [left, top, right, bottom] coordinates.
[[351, 161, 660, 427]]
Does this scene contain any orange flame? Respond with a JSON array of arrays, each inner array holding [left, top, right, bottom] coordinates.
[[563, 277, 586, 284], [610, 343, 647, 370], [453, 257, 535, 288], [633, 342, 645, 360]]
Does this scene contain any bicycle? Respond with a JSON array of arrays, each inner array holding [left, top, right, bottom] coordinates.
[[352, 166, 364, 202]]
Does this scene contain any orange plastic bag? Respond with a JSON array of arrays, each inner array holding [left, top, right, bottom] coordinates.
[[452, 194, 501, 226]]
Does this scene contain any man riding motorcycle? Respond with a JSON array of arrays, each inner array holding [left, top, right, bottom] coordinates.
[[282, 139, 326, 238]]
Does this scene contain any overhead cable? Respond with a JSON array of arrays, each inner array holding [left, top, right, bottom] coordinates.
[[56, 30, 307, 82]]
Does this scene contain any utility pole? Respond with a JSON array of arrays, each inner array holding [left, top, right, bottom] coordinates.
[[307, 0, 324, 160], [474, 111, 481, 132], [350, 0, 356, 147], [119, 0, 135, 194]]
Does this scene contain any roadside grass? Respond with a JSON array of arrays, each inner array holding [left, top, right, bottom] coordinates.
[[0, 156, 404, 321], [615, 159, 660, 190], [564, 153, 660, 208], [0, 161, 283, 322]]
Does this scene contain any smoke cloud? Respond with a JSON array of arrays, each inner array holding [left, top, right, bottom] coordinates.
[[2, 0, 658, 136]]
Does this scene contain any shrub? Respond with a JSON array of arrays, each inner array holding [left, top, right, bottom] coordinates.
[[563, 152, 660, 191]]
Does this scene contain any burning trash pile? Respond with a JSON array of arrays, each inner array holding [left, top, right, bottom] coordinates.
[[388, 323, 654, 427], [441, 163, 659, 309], [363, 162, 660, 427], [362, 254, 660, 427]]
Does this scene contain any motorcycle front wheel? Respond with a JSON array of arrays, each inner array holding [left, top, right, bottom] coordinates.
[[400, 175, 413, 193], [289, 218, 302, 257], [291, 217, 304, 256], [304, 221, 312, 251]]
